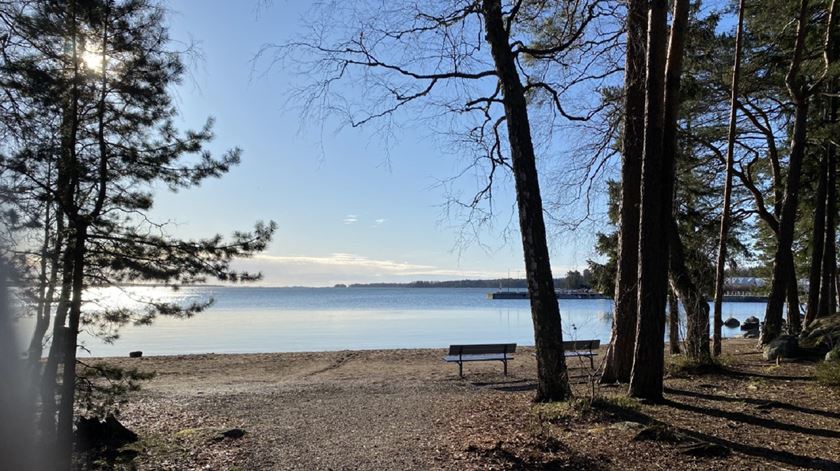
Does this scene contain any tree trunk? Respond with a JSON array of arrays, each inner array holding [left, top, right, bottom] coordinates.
[[762, 0, 821, 344], [481, 0, 572, 402], [668, 289, 680, 354], [762, 102, 808, 343], [805, 155, 828, 325], [818, 27, 838, 318], [56, 224, 86, 465], [602, 0, 648, 385], [28, 211, 63, 396], [628, 0, 671, 402], [818, 147, 837, 317], [38, 242, 74, 447], [669, 220, 711, 363], [787, 261, 802, 333], [27, 196, 56, 367], [712, 0, 745, 356], [43, 0, 81, 455]]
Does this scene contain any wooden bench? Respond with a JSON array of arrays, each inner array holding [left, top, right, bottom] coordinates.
[[444, 343, 516, 377], [563, 340, 600, 369]]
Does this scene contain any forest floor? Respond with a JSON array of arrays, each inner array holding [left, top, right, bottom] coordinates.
[[97, 339, 840, 470]]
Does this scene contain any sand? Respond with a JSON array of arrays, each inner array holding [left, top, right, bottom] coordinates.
[[95, 341, 840, 470]]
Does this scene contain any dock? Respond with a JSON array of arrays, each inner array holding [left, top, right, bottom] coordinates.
[[486, 291, 768, 302]]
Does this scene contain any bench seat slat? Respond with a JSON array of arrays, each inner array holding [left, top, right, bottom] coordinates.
[[565, 351, 597, 357], [444, 353, 514, 362], [448, 343, 517, 355]]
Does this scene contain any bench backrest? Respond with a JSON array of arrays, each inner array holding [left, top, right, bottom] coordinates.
[[562, 340, 600, 351], [448, 343, 517, 355]]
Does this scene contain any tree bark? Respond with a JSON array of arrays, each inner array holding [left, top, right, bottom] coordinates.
[[27, 195, 57, 367], [818, 19, 839, 319], [668, 289, 680, 354], [787, 263, 802, 333], [762, 0, 821, 344], [818, 147, 837, 317], [712, 0, 745, 356], [602, 0, 648, 385], [805, 156, 828, 325], [628, 0, 671, 402], [56, 224, 86, 465], [482, 0, 572, 402], [762, 102, 808, 343], [669, 220, 711, 362]]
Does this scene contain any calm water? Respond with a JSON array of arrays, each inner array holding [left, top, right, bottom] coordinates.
[[13, 287, 767, 357]]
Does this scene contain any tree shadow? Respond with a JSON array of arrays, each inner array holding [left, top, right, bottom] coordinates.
[[715, 367, 815, 382], [665, 387, 840, 420], [668, 423, 840, 471], [609, 404, 840, 470], [467, 440, 608, 470], [662, 398, 840, 439]]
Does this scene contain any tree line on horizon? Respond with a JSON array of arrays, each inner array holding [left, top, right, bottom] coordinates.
[[344, 270, 598, 289]]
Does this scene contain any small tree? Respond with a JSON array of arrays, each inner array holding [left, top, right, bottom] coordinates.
[[0, 0, 276, 466]]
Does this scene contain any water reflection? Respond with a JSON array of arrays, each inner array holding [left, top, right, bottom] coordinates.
[[12, 287, 770, 357]]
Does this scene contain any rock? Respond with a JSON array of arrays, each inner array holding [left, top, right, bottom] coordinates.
[[211, 428, 247, 442], [763, 335, 798, 361], [800, 315, 840, 350], [740, 316, 760, 330], [678, 441, 731, 457], [826, 346, 840, 362], [75, 415, 138, 451], [129, 351, 142, 358], [742, 328, 759, 339], [723, 317, 740, 328]]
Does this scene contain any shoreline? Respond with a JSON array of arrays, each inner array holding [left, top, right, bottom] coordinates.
[[89, 338, 840, 470]]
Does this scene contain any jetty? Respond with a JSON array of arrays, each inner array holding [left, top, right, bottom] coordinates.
[[487, 291, 768, 302]]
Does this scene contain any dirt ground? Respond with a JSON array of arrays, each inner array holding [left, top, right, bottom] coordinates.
[[100, 339, 840, 470]]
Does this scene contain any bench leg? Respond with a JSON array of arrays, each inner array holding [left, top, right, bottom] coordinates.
[[589, 355, 594, 371], [503, 359, 508, 376], [459, 361, 463, 378]]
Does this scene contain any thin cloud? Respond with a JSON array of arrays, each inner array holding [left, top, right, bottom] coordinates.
[[343, 214, 358, 224], [235, 253, 514, 286]]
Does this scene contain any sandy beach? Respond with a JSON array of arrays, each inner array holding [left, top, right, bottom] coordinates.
[[101, 340, 840, 470], [108, 347, 531, 470]]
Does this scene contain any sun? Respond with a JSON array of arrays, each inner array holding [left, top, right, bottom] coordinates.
[[81, 49, 104, 72]]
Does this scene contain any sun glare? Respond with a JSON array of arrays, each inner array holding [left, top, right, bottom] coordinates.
[[81, 49, 104, 72]]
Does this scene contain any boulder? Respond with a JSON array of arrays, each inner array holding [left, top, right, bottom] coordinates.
[[723, 317, 740, 328], [826, 346, 840, 363], [75, 415, 138, 452], [800, 315, 840, 350], [763, 335, 798, 361], [741, 316, 760, 330], [742, 329, 759, 339]]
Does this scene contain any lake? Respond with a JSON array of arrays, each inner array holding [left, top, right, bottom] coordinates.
[[13, 286, 768, 357]]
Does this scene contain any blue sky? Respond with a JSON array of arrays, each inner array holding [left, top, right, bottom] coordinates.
[[150, 1, 604, 286]]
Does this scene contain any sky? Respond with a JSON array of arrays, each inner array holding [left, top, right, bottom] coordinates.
[[150, 1, 605, 287]]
